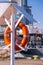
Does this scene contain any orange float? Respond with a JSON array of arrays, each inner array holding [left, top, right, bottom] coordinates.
[[4, 22, 28, 50]]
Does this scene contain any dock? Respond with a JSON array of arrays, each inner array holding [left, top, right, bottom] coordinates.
[[0, 59, 43, 65]]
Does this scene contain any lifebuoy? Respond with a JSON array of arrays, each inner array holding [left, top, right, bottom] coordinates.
[[4, 22, 28, 50]]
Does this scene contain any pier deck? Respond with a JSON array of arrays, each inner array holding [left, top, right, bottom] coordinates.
[[0, 59, 43, 65]]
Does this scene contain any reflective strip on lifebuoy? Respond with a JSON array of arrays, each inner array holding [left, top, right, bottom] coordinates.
[[4, 22, 28, 50]]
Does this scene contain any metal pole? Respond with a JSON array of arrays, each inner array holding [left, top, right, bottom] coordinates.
[[11, 13, 15, 65], [8, 0, 15, 65]]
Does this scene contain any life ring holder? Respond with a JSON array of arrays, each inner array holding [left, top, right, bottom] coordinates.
[[4, 22, 28, 51]]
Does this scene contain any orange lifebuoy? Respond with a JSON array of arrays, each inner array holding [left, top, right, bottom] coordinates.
[[4, 22, 28, 50]]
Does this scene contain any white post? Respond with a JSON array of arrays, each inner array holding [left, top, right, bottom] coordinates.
[[11, 13, 15, 65], [8, 0, 15, 65]]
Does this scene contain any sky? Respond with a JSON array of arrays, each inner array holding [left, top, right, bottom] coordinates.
[[28, 0, 43, 29], [0, 0, 43, 29]]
